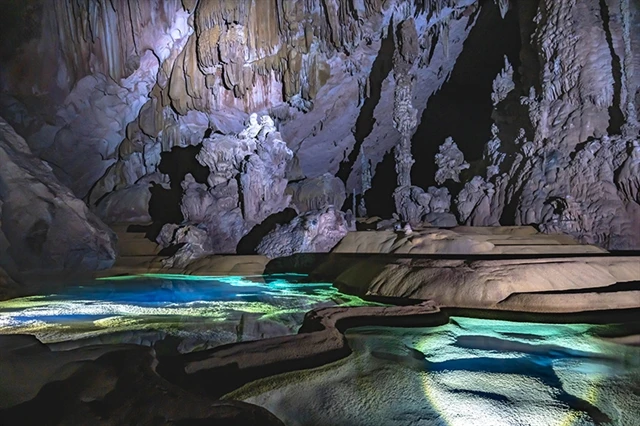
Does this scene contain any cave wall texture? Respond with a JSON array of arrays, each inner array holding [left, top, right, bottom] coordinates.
[[0, 0, 638, 258]]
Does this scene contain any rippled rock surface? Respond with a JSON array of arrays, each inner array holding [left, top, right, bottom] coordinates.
[[228, 316, 640, 426]]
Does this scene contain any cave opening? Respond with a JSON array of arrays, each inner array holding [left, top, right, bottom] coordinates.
[[146, 144, 210, 239], [410, 0, 522, 190]]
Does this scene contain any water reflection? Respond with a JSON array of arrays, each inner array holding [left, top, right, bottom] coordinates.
[[0, 274, 376, 350]]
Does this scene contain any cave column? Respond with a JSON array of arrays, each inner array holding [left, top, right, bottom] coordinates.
[[393, 75, 417, 189], [391, 19, 420, 224]]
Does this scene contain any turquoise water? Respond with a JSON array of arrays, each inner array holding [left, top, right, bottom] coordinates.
[[230, 317, 640, 426], [0, 273, 376, 350]]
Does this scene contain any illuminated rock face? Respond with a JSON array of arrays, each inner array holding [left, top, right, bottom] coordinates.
[[256, 207, 352, 258], [0, 0, 478, 197], [448, 0, 640, 249], [157, 114, 294, 263], [0, 0, 638, 251], [0, 118, 116, 276]]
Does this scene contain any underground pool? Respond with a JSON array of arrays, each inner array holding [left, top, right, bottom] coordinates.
[[228, 316, 640, 426], [0, 274, 638, 425], [0, 273, 378, 352]]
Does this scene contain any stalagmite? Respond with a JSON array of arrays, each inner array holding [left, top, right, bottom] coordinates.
[[391, 18, 421, 224], [358, 146, 372, 217], [491, 56, 515, 106]]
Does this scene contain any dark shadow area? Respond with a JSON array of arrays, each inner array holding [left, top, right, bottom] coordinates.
[[364, 150, 397, 218], [236, 208, 298, 254], [336, 22, 395, 184], [598, 0, 625, 134], [411, 1, 522, 189], [145, 145, 210, 240]]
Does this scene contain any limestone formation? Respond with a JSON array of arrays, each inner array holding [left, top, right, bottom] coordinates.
[[455, 176, 498, 226], [157, 114, 293, 264], [287, 173, 347, 214], [256, 207, 351, 259], [358, 147, 372, 217], [94, 184, 153, 224], [434, 137, 470, 185], [0, 0, 639, 251], [0, 0, 479, 205], [0, 117, 116, 274], [483, 124, 506, 179], [491, 56, 515, 106]]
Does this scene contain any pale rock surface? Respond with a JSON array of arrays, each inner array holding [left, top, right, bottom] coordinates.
[[334, 256, 640, 311], [256, 207, 351, 259], [287, 173, 347, 214], [455, 176, 498, 226], [442, 0, 640, 248], [491, 55, 515, 106], [94, 184, 152, 224], [1, 0, 480, 207], [0, 117, 116, 274], [434, 137, 470, 185], [158, 115, 293, 263], [333, 230, 495, 255]]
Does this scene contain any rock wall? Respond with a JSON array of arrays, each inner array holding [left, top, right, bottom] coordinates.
[[466, 0, 640, 249], [0, 0, 479, 201], [405, 0, 640, 248], [0, 117, 116, 277], [0, 0, 637, 251]]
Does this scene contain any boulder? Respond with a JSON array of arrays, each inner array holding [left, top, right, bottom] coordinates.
[[0, 117, 116, 273], [256, 207, 351, 258], [0, 335, 285, 425]]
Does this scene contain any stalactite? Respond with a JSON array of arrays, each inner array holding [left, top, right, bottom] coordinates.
[[494, 0, 509, 19]]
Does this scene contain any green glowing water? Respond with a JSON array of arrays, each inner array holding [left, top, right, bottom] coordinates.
[[0, 274, 379, 351]]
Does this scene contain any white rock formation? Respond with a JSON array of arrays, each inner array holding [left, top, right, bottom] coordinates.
[[158, 114, 293, 263], [491, 56, 515, 106], [256, 207, 350, 259], [287, 173, 347, 214], [434, 137, 470, 185]]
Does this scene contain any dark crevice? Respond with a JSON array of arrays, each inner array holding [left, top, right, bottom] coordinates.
[[336, 21, 395, 184], [411, 1, 521, 190], [146, 145, 210, 240], [236, 208, 298, 254], [364, 150, 397, 218], [598, 0, 625, 134]]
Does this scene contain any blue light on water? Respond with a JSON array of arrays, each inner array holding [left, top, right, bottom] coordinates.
[[0, 273, 376, 344]]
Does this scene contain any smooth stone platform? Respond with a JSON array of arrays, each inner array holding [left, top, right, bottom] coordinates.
[[92, 224, 640, 315], [331, 256, 640, 312]]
